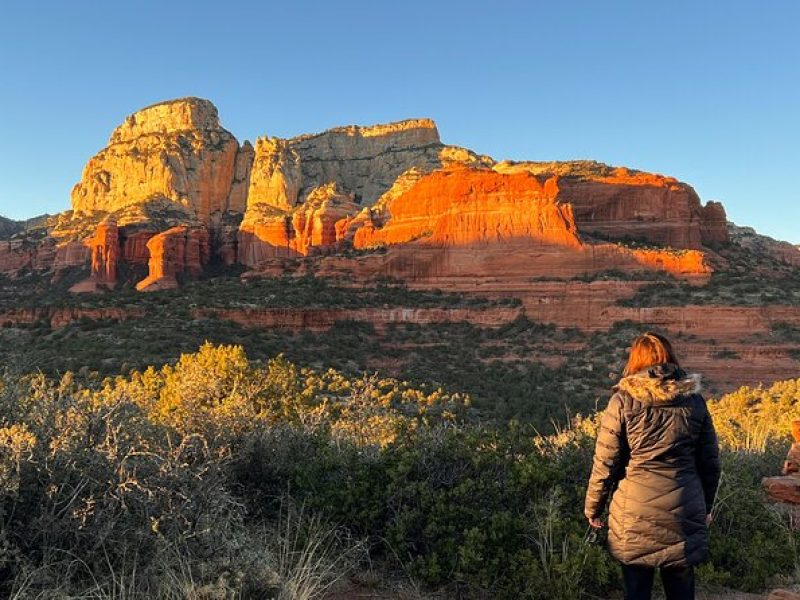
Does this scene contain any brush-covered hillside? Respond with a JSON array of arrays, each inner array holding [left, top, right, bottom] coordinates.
[[1, 344, 799, 598]]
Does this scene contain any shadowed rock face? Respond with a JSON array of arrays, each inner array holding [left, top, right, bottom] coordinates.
[[135, 226, 209, 291], [0, 216, 22, 239]]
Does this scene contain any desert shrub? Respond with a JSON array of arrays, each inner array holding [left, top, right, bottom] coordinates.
[[3, 347, 800, 597], [0, 370, 246, 596], [710, 378, 800, 452]]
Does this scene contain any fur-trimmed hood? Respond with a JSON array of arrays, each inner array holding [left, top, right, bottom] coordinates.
[[616, 363, 702, 403]]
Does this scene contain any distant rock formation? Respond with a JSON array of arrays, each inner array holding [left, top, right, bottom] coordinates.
[[1, 96, 750, 288], [729, 223, 800, 266], [70, 98, 240, 220], [352, 166, 578, 249], [0, 215, 22, 239]]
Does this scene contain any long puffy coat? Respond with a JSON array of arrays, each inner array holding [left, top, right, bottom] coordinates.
[[584, 363, 721, 568]]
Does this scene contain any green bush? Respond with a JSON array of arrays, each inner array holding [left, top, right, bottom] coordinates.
[[1, 346, 799, 597]]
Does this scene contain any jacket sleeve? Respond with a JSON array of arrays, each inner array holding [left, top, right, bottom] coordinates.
[[696, 400, 722, 514], [584, 393, 629, 520]]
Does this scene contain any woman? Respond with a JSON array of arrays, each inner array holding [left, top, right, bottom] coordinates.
[[585, 332, 721, 600]]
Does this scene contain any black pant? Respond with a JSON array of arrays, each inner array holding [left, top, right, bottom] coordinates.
[[622, 564, 695, 600]]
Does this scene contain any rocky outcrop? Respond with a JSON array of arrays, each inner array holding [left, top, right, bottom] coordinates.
[[135, 226, 209, 291], [247, 119, 440, 211], [71, 98, 240, 221], [226, 141, 254, 214], [312, 166, 710, 282], [0, 237, 58, 276], [4, 97, 771, 292], [238, 183, 360, 265], [729, 223, 800, 266], [0, 216, 21, 239], [69, 221, 120, 293], [493, 162, 728, 248], [352, 166, 578, 248], [243, 119, 492, 214], [763, 422, 800, 504]]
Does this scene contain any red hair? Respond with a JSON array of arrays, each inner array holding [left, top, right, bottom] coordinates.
[[623, 332, 680, 376]]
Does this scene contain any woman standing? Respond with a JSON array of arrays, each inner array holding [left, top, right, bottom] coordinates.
[[585, 332, 721, 600]]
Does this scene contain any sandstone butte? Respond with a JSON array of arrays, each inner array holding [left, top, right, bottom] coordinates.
[[0, 96, 748, 292]]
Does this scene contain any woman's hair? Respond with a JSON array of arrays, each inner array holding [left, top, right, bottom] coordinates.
[[623, 331, 680, 376]]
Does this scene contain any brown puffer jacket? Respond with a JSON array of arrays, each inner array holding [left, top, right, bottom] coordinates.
[[584, 363, 721, 568]]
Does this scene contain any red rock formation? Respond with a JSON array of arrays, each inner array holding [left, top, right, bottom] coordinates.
[[699, 201, 728, 245], [71, 98, 240, 221], [0, 237, 57, 276], [492, 163, 728, 249], [52, 240, 91, 272], [302, 167, 712, 283], [353, 167, 578, 249], [193, 305, 523, 332], [136, 226, 209, 291], [0, 307, 144, 328], [238, 184, 360, 266], [89, 222, 119, 285], [69, 221, 120, 293], [120, 230, 156, 265]]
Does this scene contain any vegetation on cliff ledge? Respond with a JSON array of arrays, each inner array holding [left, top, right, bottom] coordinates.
[[621, 242, 800, 306]]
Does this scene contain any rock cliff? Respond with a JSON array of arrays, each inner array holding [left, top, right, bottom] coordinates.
[[71, 98, 239, 221], [245, 118, 453, 211], [352, 166, 578, 249], [0, 96, 766, 291], [136, 226, 209, 291], [493, 162, 727, 248]]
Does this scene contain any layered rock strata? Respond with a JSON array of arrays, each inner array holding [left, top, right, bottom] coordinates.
[[493, 162, 727, 248], [5, 97, 738, 288]]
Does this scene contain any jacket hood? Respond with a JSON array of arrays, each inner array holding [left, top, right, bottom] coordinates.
[[616, 363, 701, 403]]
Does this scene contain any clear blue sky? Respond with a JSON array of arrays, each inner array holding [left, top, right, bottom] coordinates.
[[1, 1, 798, 242]]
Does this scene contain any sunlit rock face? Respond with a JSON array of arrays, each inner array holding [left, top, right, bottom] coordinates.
[[68, 221, 119, 293], [3, 96, 747, 288], [246, 119, 443, 211], [493, 162, 728, 249], [70, 97, 239, 221], [238, 183, 360, 264], [352, 166, 579, 249], [135, 226, 209, 292]]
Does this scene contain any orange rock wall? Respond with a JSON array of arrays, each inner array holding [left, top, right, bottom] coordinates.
[[353, 167, 579, 249], [135, 226, 209, 291]]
